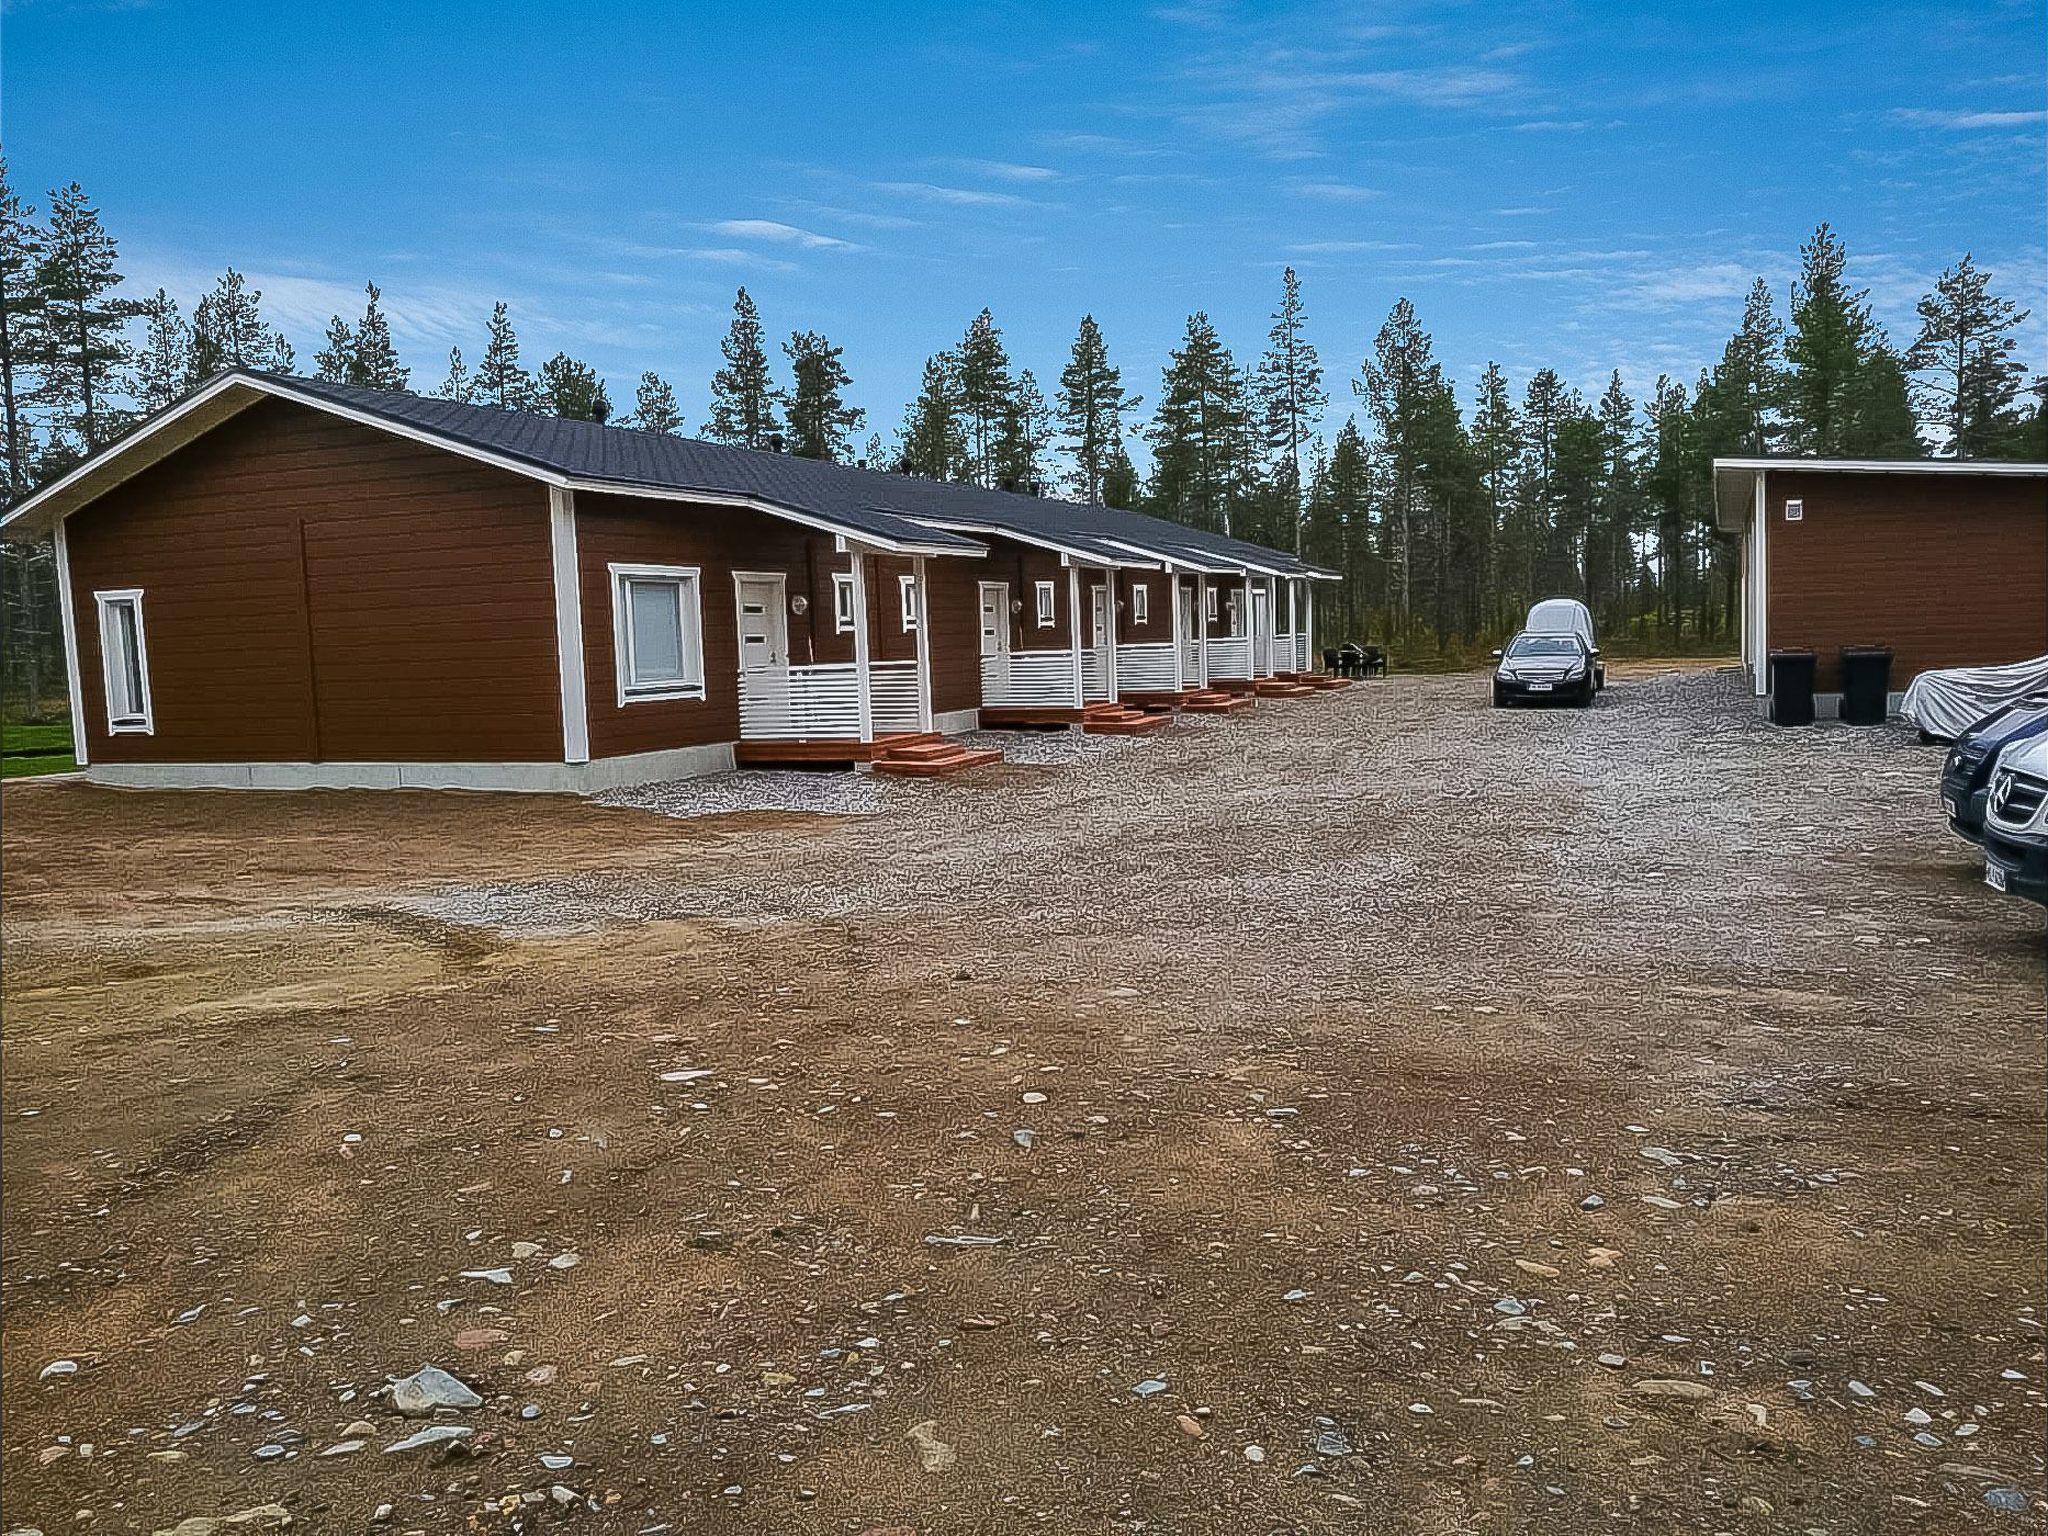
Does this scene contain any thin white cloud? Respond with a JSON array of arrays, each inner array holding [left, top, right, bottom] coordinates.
[[1286, 238, 1414, 254], [939, 158, 1061, 182], [1892, 108, 2047, 130], [869, 180, 1041, 208], [707, 218, 858, 250], [1290, 180, 1381, 200]]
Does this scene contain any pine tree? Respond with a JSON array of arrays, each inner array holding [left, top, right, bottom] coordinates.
[[1588, 372, 1640, 621], [32, 180, 131, 453], [1057, 315, 1140, 503], [1709, 278, 1784, 454], [896, 354, 966, 480], [1254, 266, 1328, 550], [0, 157, 44, 495], [703, 288, 778, 449], [1469, 363, 1519, 629], [474, 303, 535, 410], [1784, 223, 1909, 456], [1905, 254, 2031, 457], [347, 282, 408, 390], [1355, 299, 1447, 630], [189, 268, 294, 380], [860, 433, 884, 469], [314, 315, 356, 383], [1149, 312, 1251, 534], [995, 368, 1053, 491], [437, 347, 474, 403], [955, 308, 1018, 488], [131, 289, 191, 411], [537, 353, 611, 422], [1307, 418, 1374, 637], [1100, 437, 1140, 510], [1839, 343, 1920, 458], [628, 371, 682, 433], [782, 330, 863, 460]]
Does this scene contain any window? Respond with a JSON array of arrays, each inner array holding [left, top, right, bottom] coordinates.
[[833, 572, 856, 634], [1784, 498, 1804, 522], [1204, 585, 1220, 622], [899, 573, 918, 632], [94, 589, 153, 734], [610, 563, 704, 704], [1131, 583, 1150, 625], [1035, 580, 1057, 629]]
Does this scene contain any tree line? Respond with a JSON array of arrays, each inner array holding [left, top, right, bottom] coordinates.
[[2, 152, 2041, 716]]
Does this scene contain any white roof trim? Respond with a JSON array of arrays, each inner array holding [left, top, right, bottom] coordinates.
[[1710, 456, 2048, 534], [912, 517, 1159, 569], [0, 371, 985, 558], [1711, 456, 2048, 475]]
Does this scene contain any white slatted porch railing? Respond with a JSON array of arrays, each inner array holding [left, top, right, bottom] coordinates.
[[869, 659, 924, 734], [982, 648, 1081, 709], [1116, 641, 1178, 693], [1181, 638, 1205, 687], [1207, 634, 1254, 680], [738, 663, 864, 741], [1271, 630, 1297, 674], [1081, 646, 1114, 701], [1296, 634, 1311, 672]]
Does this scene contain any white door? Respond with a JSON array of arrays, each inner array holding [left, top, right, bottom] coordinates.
[[735, 574, 787, 673], [979, 583, 1010, 657], [1091, 583, 1111, 648], [1250, 584, 1272, 672]]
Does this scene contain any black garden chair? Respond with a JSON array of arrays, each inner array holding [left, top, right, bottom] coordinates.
[[1359, 645, 1387, 679]]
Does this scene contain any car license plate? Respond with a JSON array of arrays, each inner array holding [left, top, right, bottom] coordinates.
[[1942, 796, 1958, 818], [1528, 681, 1552, 692], [1986, 862, 2009, 893]]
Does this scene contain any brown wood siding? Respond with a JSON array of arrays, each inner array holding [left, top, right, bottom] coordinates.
[[1206, 576, 1247, 638], [1117, 570, 1169, 637], [576, 496, 985, 756], [63, 398, 560, 765], [1765, 470, 2048, 691]]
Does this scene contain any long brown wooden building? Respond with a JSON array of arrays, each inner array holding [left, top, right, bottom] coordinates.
[[0, 371, 1336, 790]]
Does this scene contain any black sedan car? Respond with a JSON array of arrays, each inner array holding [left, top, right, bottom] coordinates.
[[1939, 696, 2048, 844], [1492, 631, 1596, 708]]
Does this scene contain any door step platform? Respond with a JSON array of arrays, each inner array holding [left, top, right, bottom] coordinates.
[[1180, 690, 1255, 713], [1080, 703, 1171, 736], [1254, 678, 1316, 698], [871, 739, 1005, 777]]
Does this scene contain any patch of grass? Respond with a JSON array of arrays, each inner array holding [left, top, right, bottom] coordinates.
[[4, 722, 73, 754], [2, 749, 76, 779], [3, 721, 78, 777]]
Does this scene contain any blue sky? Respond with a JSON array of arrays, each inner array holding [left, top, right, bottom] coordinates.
[[9, 0, 2045, 449]]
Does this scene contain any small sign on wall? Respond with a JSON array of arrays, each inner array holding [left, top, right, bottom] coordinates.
[[1784, 498, 1804, 522]]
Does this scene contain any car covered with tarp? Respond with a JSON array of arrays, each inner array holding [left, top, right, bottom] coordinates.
[[1902, 654, 2048, 742]]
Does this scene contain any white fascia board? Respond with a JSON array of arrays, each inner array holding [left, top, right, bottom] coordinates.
[[913, 517, 1149, 568], [1710, 456, 2048, 475]]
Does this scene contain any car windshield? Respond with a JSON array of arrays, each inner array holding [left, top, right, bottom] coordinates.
[[1507, 634, 1579, 658]]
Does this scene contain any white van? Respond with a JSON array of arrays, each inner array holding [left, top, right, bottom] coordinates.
[[1525, 598, 1603, 690]]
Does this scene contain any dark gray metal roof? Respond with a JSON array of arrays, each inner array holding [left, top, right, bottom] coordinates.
[[3, 368, 1331, 577], [272, 373, 1326, 576]]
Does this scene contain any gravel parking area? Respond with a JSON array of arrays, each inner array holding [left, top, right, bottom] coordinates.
[[2, 661, 2042, 1534]]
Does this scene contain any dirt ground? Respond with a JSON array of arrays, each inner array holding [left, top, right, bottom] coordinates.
[[2, 662, 2043, 1535]]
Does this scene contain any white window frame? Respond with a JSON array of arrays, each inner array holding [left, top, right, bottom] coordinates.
[[898, 573, 918, 632], [1205, 584, 1220, 622], [93, 588, 154, 735], [1034, 579, 1057, 629], [609, 562, 705, 706], [833, 571, 856, 634], [1131, 583, 1150, 625]]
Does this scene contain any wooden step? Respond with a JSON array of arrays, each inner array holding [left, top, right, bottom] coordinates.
[[886, 738, 974, 763], [1254, 679, 1316, 698], [871, 746, 1004, 777], [1181, 691, 1255, 713], [1083, 709, 1171, 735]]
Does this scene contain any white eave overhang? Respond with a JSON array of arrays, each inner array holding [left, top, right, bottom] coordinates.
[[1711, 456, 2048, 535], [910, 518, 1162, 570], [0, 371, 987, 559]]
